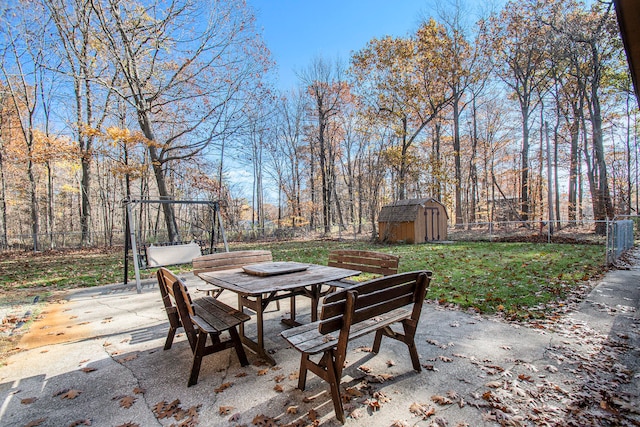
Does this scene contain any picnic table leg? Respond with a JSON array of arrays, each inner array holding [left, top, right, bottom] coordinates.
[[256, 294, 265, 360], [237, 294, 277, 365], [310, 285, 321, 322], [289, 296, 296, 323]]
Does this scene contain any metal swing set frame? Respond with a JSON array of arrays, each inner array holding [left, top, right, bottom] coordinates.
[[123, 198, 229, 293]]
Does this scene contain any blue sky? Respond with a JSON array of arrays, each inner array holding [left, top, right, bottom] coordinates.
[[248, 0, 432, 90]]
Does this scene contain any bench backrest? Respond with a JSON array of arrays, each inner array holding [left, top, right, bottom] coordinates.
[[192, 250, 273, 275], [157, 267, 198, 350], [319, 271, 431, 335], [327, 250, 399, 277], [157, 267, 180, 314]]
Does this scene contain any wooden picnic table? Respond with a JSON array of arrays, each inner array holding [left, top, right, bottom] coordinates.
[[197, 262, 360, 365]]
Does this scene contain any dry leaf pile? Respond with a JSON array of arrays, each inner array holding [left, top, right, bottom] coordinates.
[[152, 399, 201, 426]]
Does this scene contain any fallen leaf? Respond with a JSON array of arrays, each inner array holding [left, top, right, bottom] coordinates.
[[219, 406, 234, 415], [349, 408, 365, 419], [24, 419, 47, 427], [431, 395, 453, 405], [252, 413, 278, 426], [286, 406, 298, 414], [358, 365, 372, 373], [518, 374, 533, 382], [438, 355, 453, 363], [322, 334, 336, 343], [345, 386, 364, 398], [308, 408, 319, 421], [117, 354, 138, 363], [366, 373, 394, 383], [228, 413, 241, 422], [214, 382, 233, 393], [133, 387, 145, 395], [21, 397, 37, 404], [288, 371, 299, 380], [274, 374, 285, 383], [273, 384, 284, 392], [430, 416, 448, 427], [257, 368, 269, 376], [387, 359, 396, 367], [409, 402, 435, 419], [61, 389, 82, 400], [115, 423, 139, 427], [235, 372, 248, 378], [68, 419, 91, 426], [364, 398, 381, 411], [52, 388, 70, 397], [119, 396, 136, 409], [153, 399, 180, 419], [302, 395, 316, 403], [374, 391, 391, 403], [80, 367, 96, 373]]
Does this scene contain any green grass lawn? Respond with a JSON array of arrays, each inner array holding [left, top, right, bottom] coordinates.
[[0, 240, 605, 320]]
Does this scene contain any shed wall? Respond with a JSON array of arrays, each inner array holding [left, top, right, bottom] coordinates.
[[379, 221, 417, 243]]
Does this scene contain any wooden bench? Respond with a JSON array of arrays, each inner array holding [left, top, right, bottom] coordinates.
[[281, 270, 431, 423], [157, 268, 250, 386], [192, 250, 273, 299]]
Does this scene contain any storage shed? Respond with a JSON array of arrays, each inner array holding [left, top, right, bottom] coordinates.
[[378, 198, 448, 243]]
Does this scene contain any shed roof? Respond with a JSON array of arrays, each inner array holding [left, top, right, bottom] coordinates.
[[378, 198, 445, 222]]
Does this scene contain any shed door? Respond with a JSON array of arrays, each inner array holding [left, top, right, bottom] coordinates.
[[424, 207, 440, 241]]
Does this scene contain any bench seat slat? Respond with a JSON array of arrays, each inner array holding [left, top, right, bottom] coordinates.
[[192, 298, 250, 333], [282, 305, 412, 355]]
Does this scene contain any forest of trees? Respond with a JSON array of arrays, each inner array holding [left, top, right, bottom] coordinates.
[[0, 0, 637, 251]]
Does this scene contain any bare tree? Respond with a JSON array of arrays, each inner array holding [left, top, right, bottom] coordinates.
[[91, 0, 270, 242], [299, 56, 346, 234], [0, 4, 50, 251], [488, 0, 552, 222], [42, 0, 116, 246]]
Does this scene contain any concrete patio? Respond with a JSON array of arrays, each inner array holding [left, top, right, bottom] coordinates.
[[1, 252, 639, 426]]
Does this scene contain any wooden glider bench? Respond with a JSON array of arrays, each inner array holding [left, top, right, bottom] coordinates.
[[281, 270, 432, 424], [157, 267, 250, 386]]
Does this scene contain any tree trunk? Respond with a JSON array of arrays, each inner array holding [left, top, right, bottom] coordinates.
[[568, 102, 580, 222], [139, 111, 180, 242], [398, 116, 409, 200], [452, 95, 463, 227], [520, 103, 530, 222], [0, 148, 7, 249], [27, 156, 39, 252], [468, 97, 479, 228]]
